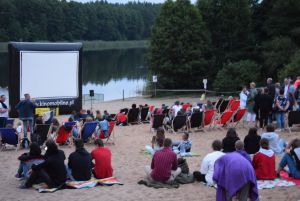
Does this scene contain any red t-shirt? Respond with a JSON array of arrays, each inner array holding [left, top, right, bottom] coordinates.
[[91, 147, 113, 179], [116, 113, 127, 123], [182, 103, 190, 110], [294, 80, 300, 89], [253, 152, 276, 180]]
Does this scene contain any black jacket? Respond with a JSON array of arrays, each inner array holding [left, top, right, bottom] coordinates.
[[244, 135, 261, 154], [257, 94, 274, 113], [32, 150, 66, 186], [68, 148, 93, 181], [222, 136, 240, 153]]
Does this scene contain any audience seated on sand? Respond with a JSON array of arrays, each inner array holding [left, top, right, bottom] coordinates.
[[213, 152, 258, 201], [91, 139, 113, 179], [193, 140, 225, 186], [252, 138, 276, 180], [277, 138, 300, 179], [205, 100, 214, 110], [235, 140, 251, 163], [96, 117, 110, 138], [95, 110, 102, 121], [68, 139, 93, 181], [116, 109, 127, 126], [171, 101, 182, 118], [16, 142, 44, 179], [261, 125, 286, 155], [145, 127, 165, 155], [86, 110, 94, 119], [103, 110, 110, 120], [79, 109, 88, 119], [50, 118, 60, 133], [144, 138, 181, 183], [222, 128, 240, 153], [244, 128, 261, 155], [20, 140, 67, 189], [173, 132, 192, 157]]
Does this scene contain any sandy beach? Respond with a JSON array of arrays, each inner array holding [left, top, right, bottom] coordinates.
[[0, 97, 299, 201]]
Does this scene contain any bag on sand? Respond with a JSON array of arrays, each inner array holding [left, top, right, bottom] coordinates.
[[177, 158, 189, 174]]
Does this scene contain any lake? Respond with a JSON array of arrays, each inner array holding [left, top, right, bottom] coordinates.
[[0, 48, 148, 102]]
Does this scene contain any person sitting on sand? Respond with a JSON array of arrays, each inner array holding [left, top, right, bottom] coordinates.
[[116, 109, 127, 126], [261, 124, 286, 155], [213, 152, 258, 201], [277, 138, 300, 179], [235, 140, 251, 163], [20, 140, 67, 189], [144, 138, 181, 183], [68, 139, 93, 181], [173, 132, 192, 156], [145, 127, 165, 155], [193, 140, 225, 186], [91, 139, 113, 179], [222, 128, 240, 153], [16, 142, 44, 179], [244, 127, 261, 155], [252, 138, 276, 180]]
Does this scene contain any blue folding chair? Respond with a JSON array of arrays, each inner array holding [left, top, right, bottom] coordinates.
[[80, 122, 98, 142], [0, 128, 19, 151], [64, 121, 76, 127], [44, 111, 54, 124], [6, 119, 15, 126]]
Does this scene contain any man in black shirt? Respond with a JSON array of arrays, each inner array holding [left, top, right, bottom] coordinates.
[[68, 139, 93, 181]]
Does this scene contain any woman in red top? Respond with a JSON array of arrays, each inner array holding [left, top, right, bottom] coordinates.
[[91, 139, 113, 179], [252, 138, 276, 180]]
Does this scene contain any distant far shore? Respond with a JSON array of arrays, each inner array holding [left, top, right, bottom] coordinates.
[[0, 40, 149, 53]]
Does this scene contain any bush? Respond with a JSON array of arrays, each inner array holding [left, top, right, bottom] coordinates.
[[213, 60, 261, 92], [278, 50, 300, 80]]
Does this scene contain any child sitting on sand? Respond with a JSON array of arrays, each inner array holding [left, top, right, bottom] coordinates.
[[145, 127, 165, 155], [173, 132, 192, 157]]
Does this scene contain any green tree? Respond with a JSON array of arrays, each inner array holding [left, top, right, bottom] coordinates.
[[148, 0, 211, 89], [213, 60, 261, 91], [278, 50, 300, 80]]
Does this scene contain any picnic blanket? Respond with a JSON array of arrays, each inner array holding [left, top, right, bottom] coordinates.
[[35, 177, 123, 192], [280, 171, 300, 185], [257, 178, 295, 189]]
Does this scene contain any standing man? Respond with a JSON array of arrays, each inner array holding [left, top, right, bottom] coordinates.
[[267, 78, 276, 101], [15, 94, 36, 144], [0, 95, 9, 128]]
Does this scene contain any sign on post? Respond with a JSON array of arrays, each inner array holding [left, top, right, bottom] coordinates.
[[203, 79, 208, 89], [153, 75, 157, 83]]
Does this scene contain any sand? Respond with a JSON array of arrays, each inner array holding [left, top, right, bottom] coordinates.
[[0, 96, 299, 201]]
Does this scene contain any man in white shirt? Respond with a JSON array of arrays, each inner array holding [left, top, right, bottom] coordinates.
[[261, 124, 286, 155], [0, 95, 9, 128], [171, 101, 182, 117], [239, 86, 249, 109], [193, 140, 225, 186]]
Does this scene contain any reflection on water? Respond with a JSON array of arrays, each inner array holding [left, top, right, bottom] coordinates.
[[0, 48, 148, 101]]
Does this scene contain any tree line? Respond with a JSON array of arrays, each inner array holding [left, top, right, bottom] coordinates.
[[0, 0, 161, 42], [148, 0, 300, 91]]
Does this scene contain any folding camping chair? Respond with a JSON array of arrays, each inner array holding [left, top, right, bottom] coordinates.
[[99, 121, 115, 144], [188, 111, 203, 131], [151, 114, 165, 131], [214, 99, 224, 112], [231, 108, 247, 128], [0, 128, 19, 151], [80, 122, 98, 142], [34, 124, 51, 146], [56, 125, 73, 145], [219, 100, 229, 114], [203, 109, 216, 129], [43, 111, 54, 124], [228, 100, 240, 113], [287, 111, 300, 133], [213, 110, 234, 128], [140, 107, 150, 123], [171, 115, 187, 133], [64, 121, 76, 127], [127, 108, 140, 125]]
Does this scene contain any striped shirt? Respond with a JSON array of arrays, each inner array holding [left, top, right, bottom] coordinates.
[[151, 147, 177, 182]]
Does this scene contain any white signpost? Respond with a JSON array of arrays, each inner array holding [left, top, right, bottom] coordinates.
[[153, 75, 157, 97], [203, 78, 208, 94]]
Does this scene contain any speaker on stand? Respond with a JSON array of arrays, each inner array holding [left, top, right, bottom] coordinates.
[[89, 90, 94, 112]]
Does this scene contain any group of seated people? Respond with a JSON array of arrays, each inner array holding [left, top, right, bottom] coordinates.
[[16, 138, 113, 189], [143, 125, 299, 200]]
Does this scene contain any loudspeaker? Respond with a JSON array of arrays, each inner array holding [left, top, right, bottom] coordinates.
[[89, 90, 94, 97]]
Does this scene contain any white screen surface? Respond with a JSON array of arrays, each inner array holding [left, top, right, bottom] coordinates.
[[20, 51, 79, 99]]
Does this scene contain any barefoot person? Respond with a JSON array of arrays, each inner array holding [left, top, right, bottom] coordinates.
[[145, 138, 181, 183]]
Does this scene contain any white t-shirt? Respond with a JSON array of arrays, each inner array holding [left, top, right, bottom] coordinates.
[[0, 102, 8, 118], [172, 105, 182, 117], [239, 92, 248, 108], [200, 151, 225, 186]]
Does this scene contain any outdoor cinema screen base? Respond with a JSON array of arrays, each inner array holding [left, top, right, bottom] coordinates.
[[9, 42, 83, 117]]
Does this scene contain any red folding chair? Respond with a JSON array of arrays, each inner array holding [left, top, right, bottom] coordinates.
[[56, 125, 72, 145], [204, 109, 216, 129], [228, 100, 240, 113], [213, 110, 234, 128], [99, 121, 115, 144], [231, 108, 247, 127]]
